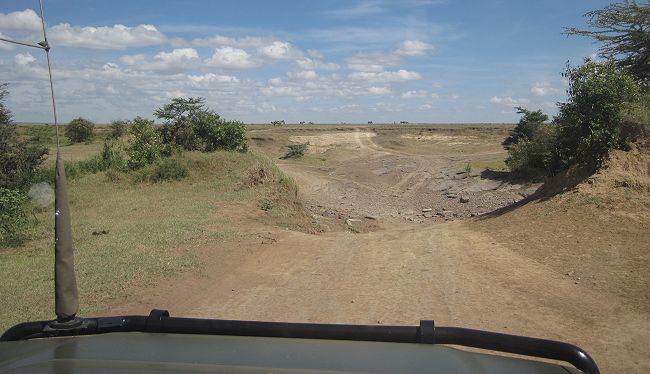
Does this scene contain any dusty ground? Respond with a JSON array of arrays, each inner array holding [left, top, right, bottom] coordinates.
[[107, 125, 650, 373]]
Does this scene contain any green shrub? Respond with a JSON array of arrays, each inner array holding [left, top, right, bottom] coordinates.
[[155, 97, 247, 152], [503, 107, 549, 148], [131, 157, 188, 183], [109, 120, 128, 139], [554, 60, 641, 169], [0, 188, 30, 246], [27, 125, 56, 146], [127, 117, 163, 170], [506, 124, 559, 179], [281, 144, 308, 159], [192, 111, 247, 152], [65, 117, 95, 143], [0, 85, 48, 190]]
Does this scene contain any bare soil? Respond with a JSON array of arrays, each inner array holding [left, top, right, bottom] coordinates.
[[106, 125, 650, 373]]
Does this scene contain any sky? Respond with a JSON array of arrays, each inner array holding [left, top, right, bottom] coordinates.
[[0, 0, 612, 124]]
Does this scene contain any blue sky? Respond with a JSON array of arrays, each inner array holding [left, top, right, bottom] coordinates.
[[0, 0, 612, 124]]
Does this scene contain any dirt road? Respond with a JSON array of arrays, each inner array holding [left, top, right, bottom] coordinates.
[[109, 127, 649, 373]]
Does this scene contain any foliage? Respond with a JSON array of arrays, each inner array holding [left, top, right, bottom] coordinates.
[[506, 124, 559, 179], [127, 117, 164, 170], [76, 141, 126, 174], [109, 120, 129, 139], [554, 60, 641, 169], [502, 107, 549, 148], [192, 111, 247, 152], [26, 125, 56, 146], [155, 97, 247, 152], [155, 97, 204, 150], [565, 0, 650, 87], [0, 188, 30, 246], [65, 117, 95, 143], [131, 157, 188, 183], [0, 85, 48, 191], [281, 143, 308, 159], [0, 83, 11, 126]]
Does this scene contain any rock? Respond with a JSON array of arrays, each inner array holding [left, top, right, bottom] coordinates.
[[452, 172, 469, 180], [365, 215, 380, 220], [445, 192, 458, 199], [422, 208, 433, 212], [459, 195, 470, 203], [345, 218, 361, 226]]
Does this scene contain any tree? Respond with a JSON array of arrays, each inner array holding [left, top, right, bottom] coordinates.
[[109, 120, 129, 139], [0, 83, 48, 190], [65, 117, 94, 143], [126, 117, 164, 170], [154, 97, 205, 150], [554, 60, 640, 169], [502, 107, 549, 149], [566, 0, 650, 87]]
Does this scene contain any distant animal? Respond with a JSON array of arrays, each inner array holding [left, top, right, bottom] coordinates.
[[271, 120, 285, 127], [368, 121, 373, 124]]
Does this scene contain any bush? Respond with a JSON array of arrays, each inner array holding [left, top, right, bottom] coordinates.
[[109, 120, 128, 139], [65, 117, 95, 143], [192, 111, 247, 152], [503, 107, 549, 148], [127, 117, 164, 170], [281, 144, 308, 159], [155, 97, 247, 152], [554, 60, 641, 169], [0, 188, 30, 246], [0, 85, 48, 191], [506, 124, 559, 179], [131, 157, 188, 183]]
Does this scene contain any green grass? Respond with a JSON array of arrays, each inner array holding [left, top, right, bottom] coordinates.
[[0, 149, 307, 331]]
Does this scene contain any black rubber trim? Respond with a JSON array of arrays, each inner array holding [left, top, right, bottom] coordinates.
[[0, 310, 599, 374]]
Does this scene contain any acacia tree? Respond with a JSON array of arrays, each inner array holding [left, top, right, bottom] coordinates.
[[566, 0, 650, 87], [154, 97, 205, 150]]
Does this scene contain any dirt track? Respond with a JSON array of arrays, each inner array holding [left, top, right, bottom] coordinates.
[[108, 127, 650, 373]]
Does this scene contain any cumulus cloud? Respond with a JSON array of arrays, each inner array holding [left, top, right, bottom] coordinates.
[[346, 51, 400, 72], [119, 48, 200, 72], [490, 96, 530, 106], [172, 34, 274, 49], [396, 40, 433, 56], [257, 41, 295, 60], [401, 90, 427, 98], [15, 52, 36, 66], [367, 86, 392, 95], [48, 23, 167, 49], [295, 57, 339, 71], [530, 81, 564, 96], [349, 69, 421, 83], [188, 73, 239, 87], [0, 9, 42, 32], [288, 70, 318, 80], [207, 46, 255, 69]]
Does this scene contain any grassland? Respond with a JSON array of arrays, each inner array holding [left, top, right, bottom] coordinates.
[[0, 127, 308, 330]]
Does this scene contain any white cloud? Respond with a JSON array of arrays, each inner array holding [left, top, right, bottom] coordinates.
[[401, 90, 427, 98], [396, 40, 433, 56], [295, 57, 339, 71], [257, 41, 294, 60], [346, 51, 400, 72], [288, 70, 318, 80], [172, 35, 274, 49], [349, 69, 421, 83], [119, 48, 200, 72], [15, 52, 36, 66], [419, 103, 432, 110], [207, 46, 255, 69], [430, 93, 440, 99], [367, 86, 392, 95], [188, 73, 239, 86], [490, 96, 530, 106], [530, 81, 564, 96], [0, 9, 42, 32], [49, 23, 167, 49]]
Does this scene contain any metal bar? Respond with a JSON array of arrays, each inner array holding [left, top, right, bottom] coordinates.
[[0, 311, 600, 374], [0, 37, 46, 50]]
